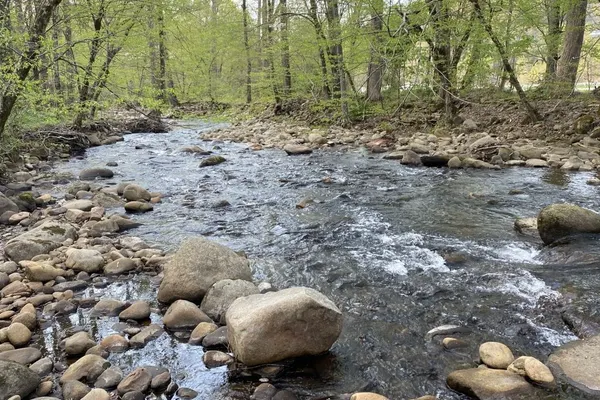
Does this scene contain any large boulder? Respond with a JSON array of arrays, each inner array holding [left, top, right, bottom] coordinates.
[[537, 203, 600, 245], [201, 279, 259, 324], [4, 221, 77, 262], [122, 184, 151, 202], [157, 237, 252, 304], [0, 193, 19, 216], [226, 287, 343, 366], [79, 168, 114, 180], [447, 368, 534, 400], [0, 360, 41, 400], [547, 334, 600, 395]]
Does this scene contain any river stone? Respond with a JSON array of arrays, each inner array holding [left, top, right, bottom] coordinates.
[[0, 261, 18, 274], [479, 342, 514, 369], [22, 261, 65, 282], [163, 300, 212, 331], [118, 301, 150, 321], [200, 155, 227, 167], [4, 221, 77, 262], [226, 287, 343, 366], [37, 380, 54, 396], [200, 279, 259, 324], [447, 368, 534, 399], [64, 332, 96, 356], [283, 144, 312, 155], [508, 356, 555, 387], [189, 322, 218, 345], [0, 193, 19, 216], [547, 334, 600, 395], [158, 237, 252, 304], [6, 323, 31, 347], [29, 357, 53, 376], [95, 366, 123, 389], [0, 347, 42, 364], [122, 185, 151, 202], [81, 388, 110, 400], [64, 200, 94, 212], [65, 249, 104, 273], [177, 388, 198, 399], [253, 383, 277, 400], [150, 371, 171, 391], [130, 325, 164, 348], [117, 368, 152, 395], [60, 354, 109, 384], [537, 203, 600, 245], [79, 168, 114, 180], [124, 201, 153, 213], [203, 350, 233, 368], [62, 380, 90, 400], [0, 280, 30, 297], [350, 394, 389, 400], [90, 299, 127, 317], [0, 360, 41, 400], [401, 150, 422, 166], [202, 326, 228, 348], [99, 334, 128, 353], [89, 220, 120, 237], [103, 258, 136, 275]]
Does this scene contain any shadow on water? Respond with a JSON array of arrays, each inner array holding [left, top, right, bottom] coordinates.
[[50, 121, 600, 399]]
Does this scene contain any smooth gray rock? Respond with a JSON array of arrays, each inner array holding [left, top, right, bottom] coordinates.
[[4, 221, 77, 262], [0, 360, 41, 400]]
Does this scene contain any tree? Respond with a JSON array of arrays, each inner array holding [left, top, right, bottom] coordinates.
[[366, 0, 384, 102], [556, 0, 588, 92]]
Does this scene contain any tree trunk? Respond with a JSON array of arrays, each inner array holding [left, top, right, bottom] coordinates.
[[325, 0, 347, 118], [280, 0, 291, 96], [556, 0, 588, 92], [366, 0, 384, 102], [308, 0, 331, 99], [242, 0, 252, 103], [544, 0, 562, 81], [428, 0, 456, 118], [470, 0, 541, 122], [266, 0, 280, 103]]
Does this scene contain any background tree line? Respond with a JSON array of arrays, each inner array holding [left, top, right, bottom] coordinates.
[[0, 0, 597, 137]]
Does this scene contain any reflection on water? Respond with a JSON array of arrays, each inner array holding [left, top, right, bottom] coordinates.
[[50, 121, 600, 399]]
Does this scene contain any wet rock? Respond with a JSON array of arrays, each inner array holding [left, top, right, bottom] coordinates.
[[203, 350, 234, 368], [36, 380, 53, 396], [117, 368, 152, 395], [514, 217, 538, 236], [64, 332, 96, 356], [130, 325, 163, 348], [123, 185, 151, 202], [283, 144, 312, 155], [253, 383, 277, 400], [163, 300, 212, 331], [81, 388, 110, 400], [22, 261, 65, 282], [508, 356, 555, 387], [227, 287, 343, 366], [79, 168, 114, 181], [199, 155, 226, 167], [4, 221, 77, 262], [201, 279, 259, 324], [118, 301, 150, 321], [65, 249, 104, 273], [94, 366, 123, 389], [0, 193, 19, 216], [158, 237, 251, 304], [62, 380, 90, 400], [424, 324, 471, 341], [537, 203, 600, 245], [0, 347, 42, 364], [176, 388, 198, 399], [400, 150, 422, 166], [89, 220, 119, 237], [189, 322, 218, 345], [447, 368, 533, 400], [350, 394, 389, 400], [0, 360, 41, 400], [479, 342, 514, 369], [202, 326, 229, 348], [443, 337, 468, 350], [150, 371, 171, 391], [547, 334, 600, 395], [99, 335, 128, 353], [110, 216, 141, 231], [525, 159, 548, 168], [124, 201, 153, 213], [121, 391, 145, 400], [53, 281, 87, 293], [181, 146, 210, 155], [561, 308, 600, 339], [103, 259, 136, 275], [60, 355, 109, 384], [420, 155, 449, 167], [63, 200, 94, 212], [6, 323, 32, 347], [90, 299, 127, 317], [447, 156, 462, 168], [29, 357, 53, 376]]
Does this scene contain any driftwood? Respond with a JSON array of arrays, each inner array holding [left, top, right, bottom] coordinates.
[[21, 129, 92, 153]]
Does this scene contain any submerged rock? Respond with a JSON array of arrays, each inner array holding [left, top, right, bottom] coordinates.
[[537, 203, 600, 245], [199, 155, 226, 167], [226, 287, 343, 366]]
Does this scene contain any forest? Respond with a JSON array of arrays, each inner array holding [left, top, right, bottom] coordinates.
[[0, 0, 597, 141]]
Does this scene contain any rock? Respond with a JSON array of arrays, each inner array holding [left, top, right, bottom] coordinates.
[[181, 146, 210, 154], [350, 394, 389, 400], [36, 380, 53, 396], [400, 150, 422, 166], [66, 249, 104, 273], [537, 203, 600, 245], [79, 168, 114, 180], [89, 220, 119, 237], [202, 350, 234, 368], [283, 144, 312, 155], [124, 201, 153, 213], [226, 287, 343, 366], [129, 325, 163, 348], [121, 391, 144, 400], [420, 155, 449, 167], [508, 356, 555, 387], [99, 335, 128, 353], [0, 360, 41, 400], [382, 151, 404, 160], [463, 118, 478, 130], [118, 301, 150, 321], [122, 185, 151, 202], [64, 332, 96, 356], [8, 212, 29, 225], [81, 389, 110, 400], [199, 155, 226, 167], [29, 357, 53, 376], [547, 334, 600, 395], [158, 237, 252, 304], [62, 380, 90, 400], [0, 193, 19, 216], [0, 262, 17, 274], [253, 383, 277, 400], [4, 221, 77, 262], [469, 136, 498, 152], [103, 259, 136, 275], [443, 337, 469, 350], [163, 300, 212, 331], [479, 342, 515, 369], [189, 322, 218, 345], [514, 217, 538, 236], [0, 347, 42, 364], [273, 391, 297, 400], [447, 156, 462, 168], [176, 388, 198, 399], [202, 326, 229, 348], [200, 279, 259, 324], [60, 354, 109, 384], [94, 366, 123, 389], [117, 368, 152, 395], [447, 368, 533, 400], [22, 261, 65, 282], [90, 299, 127, 317], [6, 323, 32, 347], [525, 159, 548, 168], [408, 143, 429, 154], [63, 200, 94, 211], [1, 281, 30, 297]]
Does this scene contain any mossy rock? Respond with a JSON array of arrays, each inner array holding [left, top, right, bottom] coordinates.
[[574, 114, 595, 135], [200, 155, 226, 167], [537, 203, 600, 245]]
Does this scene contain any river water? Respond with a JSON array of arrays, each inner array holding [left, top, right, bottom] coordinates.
[[54, 121, 600, 399]]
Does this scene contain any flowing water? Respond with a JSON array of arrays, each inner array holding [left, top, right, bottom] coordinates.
[[53, 121, 600, 399]]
